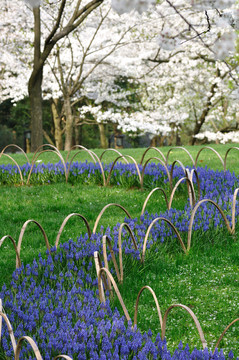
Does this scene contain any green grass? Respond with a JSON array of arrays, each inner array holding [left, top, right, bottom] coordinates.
[[0, 183, 172, 288], [0, 145, 239, 357], [112, 228, 239, 356]]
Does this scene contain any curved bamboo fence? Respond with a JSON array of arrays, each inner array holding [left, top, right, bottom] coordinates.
[[95, 251, 238, 354], [0, 181, 238, 268], [0, 300, 237, 359], [0, 144, 239, 357], [1, 144, 238, 188]]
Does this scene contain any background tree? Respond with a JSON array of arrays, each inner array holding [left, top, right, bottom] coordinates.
[[0, 0, 238, 149]]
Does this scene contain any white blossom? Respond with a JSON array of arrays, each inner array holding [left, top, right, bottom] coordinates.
[[24, 0, 41, 8], [156, 28, 180, 51], [195, 131, 239, 143], [111, 0, 156, 15], [213, 31, 236, 59], [191, 0, 235, 11]]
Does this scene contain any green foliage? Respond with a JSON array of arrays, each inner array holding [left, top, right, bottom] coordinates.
[[0, 97, 53, 148]]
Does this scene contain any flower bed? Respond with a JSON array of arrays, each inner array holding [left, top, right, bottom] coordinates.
[[0, 162, 239, 359], [1, 236, 236, 360]]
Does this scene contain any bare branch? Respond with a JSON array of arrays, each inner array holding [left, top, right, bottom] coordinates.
[[45, 0, 67, 45]]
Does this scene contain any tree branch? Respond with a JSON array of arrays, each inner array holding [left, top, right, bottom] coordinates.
[[45, 0, 66, 45]]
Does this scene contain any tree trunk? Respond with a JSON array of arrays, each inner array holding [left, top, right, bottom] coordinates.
[[51, 99, 63, 150], [98, 123, 107, 148], [64, 96, 74, 151], [75, 124, 79, 146], [168, 131, 175, 146], [191, 114, 207, 145], [190, 81, 218, 145], [29, 7, 43, 152], [159, 135, 167, 147], [27, 1, 104, 152], [29, 68, 43, 152], [176, 128, 181, 146], [150, 136, 157, 147]]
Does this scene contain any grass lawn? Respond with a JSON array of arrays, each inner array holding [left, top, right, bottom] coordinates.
[[0, 144, 238, 358]]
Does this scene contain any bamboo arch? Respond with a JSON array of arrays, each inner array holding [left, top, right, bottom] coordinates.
[[169, 159, 187, 188], [102, 223, 139, 287], [118, 222, 140, 277], [168, 177, 196, 210], [99, 148, 129, 164], [94, 251, 108, 300], [94, 264, 217, 353], [195, 146, 224, 169], [134, 286, 163, 330], [231, 188, 239, 234], [1, 144, 239, 188], [27, 144, 67, 185], [0, 311, 17, 353], [0, 235, 21, 268], [142, 217, 187, 262], [17, 220, 51, 262], [105, 155, 142, 187], [140, 187, 169, 217], [92, 203, 132, 234], [224, 147, 239, 171], [15, 336, 43, 360], [0, 311, 74, 360], [161, 304, 207, 349], [102, 235, 121, 294], [187, 199, 232, 251], [97, 267, 131, 322], [55, 213, 91, 249], [66, 145, 97, 163], [140, 157, 171, 190], [0, 153, 24, 185], [185, 168, 201, 202], [213, 318, 239, 353], [140, 147, 166, 165], [65, 146, 106, 186], [0, 144, 30, 164], [166, 147, 195, 167]]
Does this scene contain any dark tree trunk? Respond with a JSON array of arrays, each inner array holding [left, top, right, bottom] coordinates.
[[29, 68, 43, 152], [27, 0, 103, 152], [64, 96, 74, 151], [29, 7, 43, 152], [51, 99, 63, 150], [98, 123, 107, 149]]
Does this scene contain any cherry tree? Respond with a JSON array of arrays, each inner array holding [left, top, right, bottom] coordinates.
[[1, 0, 238, 148], [79, 0, 239, 145], [43, 0, 146, 150], [1, 0, 105, 151]]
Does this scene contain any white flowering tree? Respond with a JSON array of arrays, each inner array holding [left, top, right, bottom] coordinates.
[[0, 0, 238, 148], [79, 0, 239, 146], [1, 0, 105, 151], [43, 0, 149, 150]]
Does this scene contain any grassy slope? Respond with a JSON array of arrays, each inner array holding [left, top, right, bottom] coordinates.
[[0, 144, 238, 356]]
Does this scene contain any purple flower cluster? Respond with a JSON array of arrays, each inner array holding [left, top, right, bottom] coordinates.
[[1, 163, 239, 358], [1, 235, 236, 359], [0, 160, 239, 193]]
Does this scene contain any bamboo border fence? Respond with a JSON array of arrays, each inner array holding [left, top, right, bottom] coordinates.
[[0, 144, 239, 357]]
